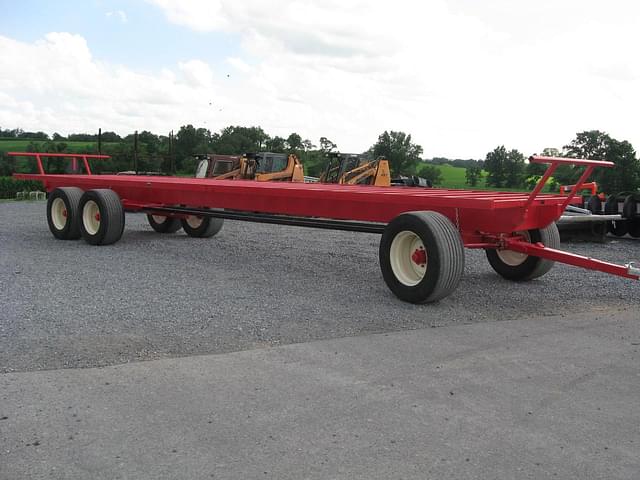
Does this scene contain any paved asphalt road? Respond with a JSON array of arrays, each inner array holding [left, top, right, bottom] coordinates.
[[1, 201, 639, 479]]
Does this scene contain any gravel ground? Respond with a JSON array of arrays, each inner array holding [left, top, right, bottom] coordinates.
[[1, 201, 638, 373]]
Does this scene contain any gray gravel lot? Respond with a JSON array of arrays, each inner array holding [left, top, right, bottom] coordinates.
[[1, 201, 638, 373]]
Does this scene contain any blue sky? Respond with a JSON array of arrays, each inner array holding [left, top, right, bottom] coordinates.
[[0, 0, 240, 71], [1, 0, 639, 157]]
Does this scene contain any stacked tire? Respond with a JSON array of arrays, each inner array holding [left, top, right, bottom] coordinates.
[[605, 192, 640, 238]]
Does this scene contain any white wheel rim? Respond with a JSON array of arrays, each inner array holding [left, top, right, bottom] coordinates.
[[390, 230, 427, 286], [83, 200, 101, 236], [497, 231, 531, 266], [186, 215, 203, 229], [152, 215, 167, 224], [51, 197, 68, 230]]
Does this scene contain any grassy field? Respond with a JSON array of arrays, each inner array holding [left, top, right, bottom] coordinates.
[[436, 164, 482, 189], [0, 139, 115, 152], [433, 163, 548, 192]]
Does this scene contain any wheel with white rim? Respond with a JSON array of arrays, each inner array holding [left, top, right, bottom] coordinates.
[[180, 213, 223, 238], [46, 187, 84, 240], [389, 231, 428, 286], [380, 211, 464, 303], [485, 223, 560, 281], [147, 214, 182, 233], [78, 189, 125, 245]]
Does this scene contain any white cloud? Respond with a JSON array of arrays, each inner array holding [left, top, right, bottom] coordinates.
[[106, 10, 128, 23], [226, 57, 250, 73], [144, 0, 640, 157], [2, 1, 640, 158], [0, 33, 223, 135], [178, 60, 214, 87]]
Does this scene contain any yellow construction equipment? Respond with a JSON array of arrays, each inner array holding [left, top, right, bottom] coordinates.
[[195, 152, 304, 182], [319, 153, 391, 186]]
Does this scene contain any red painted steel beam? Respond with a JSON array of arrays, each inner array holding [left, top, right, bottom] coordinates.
[[528, 155, 614, 168], [8, 152, 110, 159], [504, 238, 640, 280], [9, 151, 109, 176]]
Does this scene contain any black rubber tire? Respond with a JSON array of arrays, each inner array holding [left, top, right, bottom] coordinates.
[[609, 219, 629, 237], [622, 194, 640, 220], [147, 214, 182, 233], [180, 215, 224, 238], [379, 211, 465, 304], [605, 194, 628, 236], [78, 189, 125, 245], [586, 195, 602, 214], [628, 219, 640, 238], [46, 187, 83, 240], [485, 223, 560, 281], [590, 220, 608, 237], [605, 194, 620, 215]]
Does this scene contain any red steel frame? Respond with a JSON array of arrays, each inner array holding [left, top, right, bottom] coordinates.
[[10, 152, 639, 281]]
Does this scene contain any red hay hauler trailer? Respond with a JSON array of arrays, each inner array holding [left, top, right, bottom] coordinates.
[[11, 152, 639, 304]]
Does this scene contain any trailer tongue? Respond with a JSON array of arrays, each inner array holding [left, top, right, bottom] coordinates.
[[11, 152, 638, 303]]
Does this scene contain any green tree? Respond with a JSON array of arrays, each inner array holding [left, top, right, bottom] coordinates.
[[286, 133, 303, 151], [602, 139, 638, 193], [564, 130, 639, 193], [417, 163, 443, 185], [174, 125, 210, 171], [371, 130, 423, 175], [265, 136, 286, 152], [212, 126, 269, 155], [299, 150, 325, 177], [302, 139, 315, 151], [100, 131, 122, 142], [319, 137, 337, 153], [465, 165, 482, 187], [505, 149, 525, 187], [484, 146, 507, 187], [484, 146, 525, 188], [527, 147, 559, 176]]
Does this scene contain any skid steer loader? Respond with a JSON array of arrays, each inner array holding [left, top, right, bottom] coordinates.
[[194, 152, 304, 182], [319, 153, 391, 186]]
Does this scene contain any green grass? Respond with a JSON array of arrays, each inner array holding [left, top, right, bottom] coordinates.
[[0, 138, 116, 152], [436, 164, 478, 189], [432, 164, 554, 193]]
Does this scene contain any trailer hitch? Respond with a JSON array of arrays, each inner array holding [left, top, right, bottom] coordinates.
[[504, 237, 640, 281], [627, 262, 640, 277]]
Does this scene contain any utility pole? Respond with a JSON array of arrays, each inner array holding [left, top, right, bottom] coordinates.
[[169, 130, 175, 174], [134, 130, 139, 174]]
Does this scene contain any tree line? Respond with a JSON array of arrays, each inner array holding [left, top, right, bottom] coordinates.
[[476, 130, 639, 194], [0, 125, 431, 180], [1, 125, 639, 194]]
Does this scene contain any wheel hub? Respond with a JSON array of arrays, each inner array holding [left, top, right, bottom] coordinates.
[[496, 231, 531, 266], [411, 248, 426, 266], [186, 215, 203, 229], [389, 230, 428, 286], [50, 198, 68, 230], [82, 200, 101, 236]]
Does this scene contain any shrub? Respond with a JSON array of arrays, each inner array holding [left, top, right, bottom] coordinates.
[[0, 177, 44, 199]]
